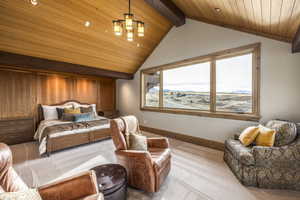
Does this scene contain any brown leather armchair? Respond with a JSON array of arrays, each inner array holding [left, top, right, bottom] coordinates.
[[110, 116, 171, 193], [0, 143, 103, 200]]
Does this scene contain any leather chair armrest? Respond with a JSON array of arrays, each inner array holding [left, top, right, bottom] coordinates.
[[115, 150, 156, 192], [147, 137, 169, 149], [38, 171, 99, 200], [80, 194, 104, 200], [115, 150, 153, 163]]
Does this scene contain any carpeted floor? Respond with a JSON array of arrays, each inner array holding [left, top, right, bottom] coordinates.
[[10, 132, 300, 200]]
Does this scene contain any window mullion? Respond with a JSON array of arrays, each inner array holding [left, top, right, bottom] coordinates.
[[140, 71, 145, 108], [210, 59, 216, 112], [252, 48, 260, 115], [159, 70, 163, 108]]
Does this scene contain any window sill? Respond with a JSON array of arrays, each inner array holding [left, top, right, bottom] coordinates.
[[140, 107, 260, 122]]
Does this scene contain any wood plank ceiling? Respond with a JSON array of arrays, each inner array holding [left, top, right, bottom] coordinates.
[[172, 0, 300, 43], [0, 0, 172, 74]]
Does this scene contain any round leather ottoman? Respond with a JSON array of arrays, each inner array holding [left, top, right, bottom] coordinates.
[[91, 164, 127, 200]]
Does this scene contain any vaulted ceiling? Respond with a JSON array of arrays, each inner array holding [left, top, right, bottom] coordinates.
[[0, 0, 172, 74], [1, 0, 299, 78], [173, 0, 300, 43]]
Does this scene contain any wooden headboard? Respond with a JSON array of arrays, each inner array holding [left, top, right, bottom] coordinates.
[[38, 100, 93, 124]]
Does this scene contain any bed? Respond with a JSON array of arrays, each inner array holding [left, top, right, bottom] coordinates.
[[35, 100, 111, 156]]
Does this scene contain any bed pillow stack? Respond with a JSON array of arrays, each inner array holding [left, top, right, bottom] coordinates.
[[61, 107, 94, 122], [42, 105, 72, 120], [42, 104, 98, 122]]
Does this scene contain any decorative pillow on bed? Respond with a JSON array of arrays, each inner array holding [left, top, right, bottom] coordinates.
[[64, 108, 81, 114], [42, 105, 72, 120], [42, 105, 59, 120], [80, 106, 93, 113], [76, 104, 97, 117], [73, 112, 94, 122], [61, 113, 75, 121], [56, 108, 65, 120]]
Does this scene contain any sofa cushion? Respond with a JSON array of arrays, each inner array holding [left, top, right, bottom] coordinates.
[[149, 148, 171, 172], [266, 120, 297, 147], [225, 139, 254, 166]]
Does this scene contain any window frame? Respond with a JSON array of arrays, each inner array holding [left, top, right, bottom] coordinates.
[[140, 43, 261, 121]]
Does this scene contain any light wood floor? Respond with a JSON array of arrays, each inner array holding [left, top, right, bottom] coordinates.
[[10, 132, 300, 200]]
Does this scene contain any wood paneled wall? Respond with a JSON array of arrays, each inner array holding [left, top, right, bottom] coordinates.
[[0, 66, 116, 124], [0, 70, 36, 119]]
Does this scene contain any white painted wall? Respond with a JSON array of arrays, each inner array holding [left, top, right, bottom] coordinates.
[[117, 19, 300, 143]]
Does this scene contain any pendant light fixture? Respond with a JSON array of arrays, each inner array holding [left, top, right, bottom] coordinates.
[[113, 0, 145, 42], [31, 0, 38, 6]]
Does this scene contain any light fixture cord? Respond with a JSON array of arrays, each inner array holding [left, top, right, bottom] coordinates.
[[129, 0, 131, 14]]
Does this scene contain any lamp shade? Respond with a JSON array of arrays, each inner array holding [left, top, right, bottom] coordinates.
[[124, 13, 134, 31], [137, 21, 145, 37], [127, 30, 134, 42], [113, 20, 123, 36]]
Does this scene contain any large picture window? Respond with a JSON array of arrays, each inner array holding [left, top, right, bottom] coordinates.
[[163, 62, 211, 110], [140, 43, 260, 121]]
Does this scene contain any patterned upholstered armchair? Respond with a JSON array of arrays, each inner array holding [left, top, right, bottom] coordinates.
[[224, 120, 300, 191]]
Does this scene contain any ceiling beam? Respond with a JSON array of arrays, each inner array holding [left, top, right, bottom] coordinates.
[[0, 51, 134, 80], [144, 0, 185, 27], [292, 26, 300, 53]]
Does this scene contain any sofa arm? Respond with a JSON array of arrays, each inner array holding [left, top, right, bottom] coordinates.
[[252, 145, 300, 168], [115, 150, 156, 192], [147, 137, 169, 149], [38, 171, 99, 200]]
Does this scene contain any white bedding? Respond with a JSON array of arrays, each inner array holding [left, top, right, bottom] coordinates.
[[35, 116, 110, 155]]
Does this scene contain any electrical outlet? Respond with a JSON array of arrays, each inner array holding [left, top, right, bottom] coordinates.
[[143, 120, 147, 124]]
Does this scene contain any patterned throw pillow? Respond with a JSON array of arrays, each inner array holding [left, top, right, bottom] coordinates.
[[74, 112, 94, 122], [128, 133, 147, 151], [80, 106, 93, 113], [78, 104, 97, 117], [266, 120, 297, 146], [0, 189, 42, 200], [80, 106, 96, 119]]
